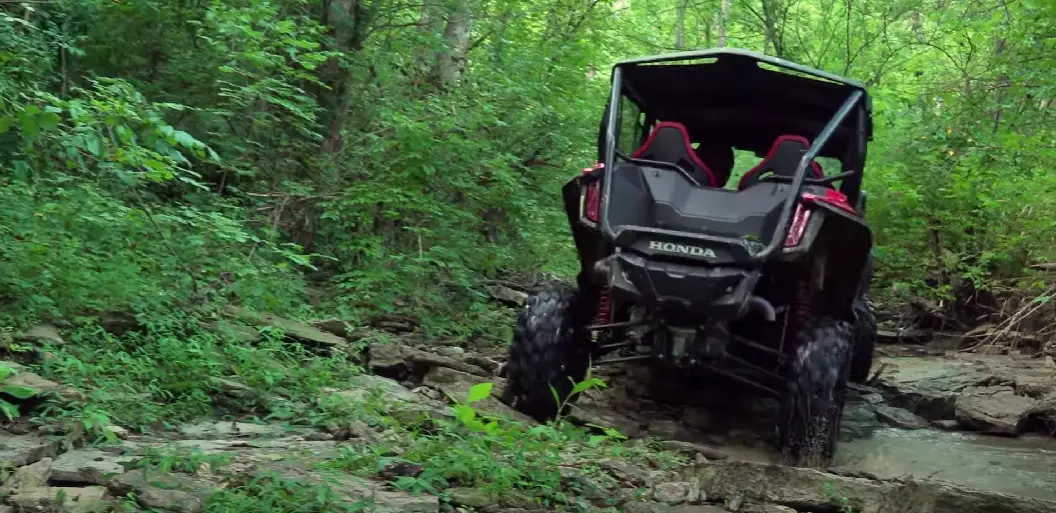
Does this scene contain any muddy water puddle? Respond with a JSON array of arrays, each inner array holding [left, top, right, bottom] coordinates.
[[834, 427, 1056, 500]]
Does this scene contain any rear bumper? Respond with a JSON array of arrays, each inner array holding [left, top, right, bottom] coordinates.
[[606, 252, 761, 318]]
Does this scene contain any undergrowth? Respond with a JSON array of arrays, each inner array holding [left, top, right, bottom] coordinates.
[[94, 377, 683, 512], [29, 311, 361, 435]]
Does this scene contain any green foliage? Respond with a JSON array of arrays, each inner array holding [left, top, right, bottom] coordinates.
[[0, 363, 37, 420], [327, 381, 641, 511], [33, 312, 359, 434], [0, 0, 1054, 506], [551, 364, 608, 423], [823, 481, 864, 513], [136, 445, 234, 475], [203, 473, 371, 513], [451, 381, 499, 433]]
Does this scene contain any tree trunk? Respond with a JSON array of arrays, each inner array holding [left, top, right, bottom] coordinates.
[[430, 0, 473, 90], [761, 0, 783, 57], [675, 0, 688, 49], [717, 0, 730, 47], [318, 0, 374, 156]]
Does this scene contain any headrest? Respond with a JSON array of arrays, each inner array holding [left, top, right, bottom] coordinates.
[[632, 122, 717, 187], [737, 135, 824, 190]]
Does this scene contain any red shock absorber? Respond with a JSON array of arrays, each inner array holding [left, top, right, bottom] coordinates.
[[594, 287, 613, 325], [785, 278, 812, 351]]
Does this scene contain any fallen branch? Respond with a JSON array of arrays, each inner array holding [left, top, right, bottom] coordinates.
[[961, 284, 1056, 352]]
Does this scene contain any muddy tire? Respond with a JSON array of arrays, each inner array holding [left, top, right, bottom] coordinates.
[[779, 316, 853, 468], [501, 284, 593, 421], [849, 294, 877, 383]]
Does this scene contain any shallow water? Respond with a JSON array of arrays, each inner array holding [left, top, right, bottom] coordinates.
[[835, 427, 1056, 501]]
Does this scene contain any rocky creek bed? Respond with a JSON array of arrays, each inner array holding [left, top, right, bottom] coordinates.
[[3, 313, 1056, 513]]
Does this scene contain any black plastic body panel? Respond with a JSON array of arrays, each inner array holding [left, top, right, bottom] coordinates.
[[607, 162, 792, 250], [794, 200, 873, 316], [607, 252, 761, 319]]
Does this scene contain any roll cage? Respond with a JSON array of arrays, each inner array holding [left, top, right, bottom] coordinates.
[[596, 48, 873, 264]]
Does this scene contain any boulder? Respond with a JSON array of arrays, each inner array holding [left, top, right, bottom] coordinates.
[[106, 425, 131, 439], [1, 361, 80, 402], [312, 319, 352, 338], [178, 421, 292, 439], [566, 402, 645, 439], [7, 486, 112, 513], [874, 404, 931, 430], [368, 343, 491, 381], [209, 377, 253, 399], [0, 433, 58, 467], [18, 324, 64, 346], [224, 306, 349, 350], [876, 353, 1056, 437], [0, 457, 52, 494], [690, 460, 1056, 513], [841, 401, 882, 441], [206, 321, 260, 343], [486, 285, 528, 306], [337, 373, 430, 405], [1013, 371, 1056, 398], [954, 386, 1037, 434], [875, 356, 991, 420], [653, 481, 695, 504], [328, 374, 451, 426], [694, 460, 896, 513], [1026, 391, 1056, 431], [421, 366, 533, 423], [50, 449, 139, 486], [108, 469, 215, 513], [926, 481, 1056, 513]]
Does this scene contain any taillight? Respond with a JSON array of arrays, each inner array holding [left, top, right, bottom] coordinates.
[[784, 204, 811, 247], [585, 179, 601, 223], [581, 163, 604, 224]]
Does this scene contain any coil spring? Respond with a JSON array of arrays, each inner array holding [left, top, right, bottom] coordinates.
[[595, 287, 613, 325], [786, 278, 812, 345]]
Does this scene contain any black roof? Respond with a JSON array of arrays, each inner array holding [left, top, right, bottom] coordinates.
[[612, 48, 872, 159]]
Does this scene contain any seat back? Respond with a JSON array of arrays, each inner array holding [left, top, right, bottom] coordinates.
[[632, 122, 717, 187], [737, 135, 824, 190]]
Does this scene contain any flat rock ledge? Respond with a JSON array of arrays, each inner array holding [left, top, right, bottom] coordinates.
[[876, 353, 1056, 436], [687, 460, 1056, 513]]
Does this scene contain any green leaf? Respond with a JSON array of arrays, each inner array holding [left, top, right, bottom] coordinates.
[[0, 115, 13, 134], [172, 130, 199, 148], [570, 379, 595, 395], [38, 112, 60, 131], [20, 112, 38, 139], [84, 134, 102, 156], [0, 385, 37, 400], [0, 401, 18, 421], [0, 365, 13, 381], [465, 382, 493, 404]]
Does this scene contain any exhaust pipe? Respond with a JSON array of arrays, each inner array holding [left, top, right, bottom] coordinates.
[[744, 295, 776, 322]]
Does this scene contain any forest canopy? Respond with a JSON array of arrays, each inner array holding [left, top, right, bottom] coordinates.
[[1, 0, 1054, 334]]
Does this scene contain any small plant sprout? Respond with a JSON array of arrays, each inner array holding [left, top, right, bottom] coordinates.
[[551, 362, 607, 424], [0, 363, 38, 420]]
